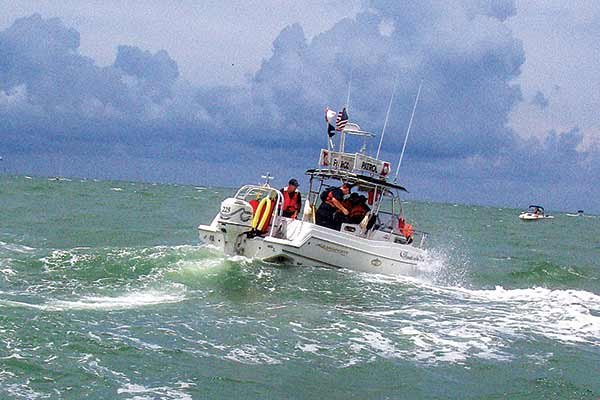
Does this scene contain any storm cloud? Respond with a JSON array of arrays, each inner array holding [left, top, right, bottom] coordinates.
[[0, 5, 598, 211]]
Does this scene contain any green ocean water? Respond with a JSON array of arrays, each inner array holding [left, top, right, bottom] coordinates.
[[1, 174, 599, 399]]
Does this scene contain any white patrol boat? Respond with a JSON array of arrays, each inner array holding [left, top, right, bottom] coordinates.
[[198, 123, 429, 276], [519, 205, 554, 220]]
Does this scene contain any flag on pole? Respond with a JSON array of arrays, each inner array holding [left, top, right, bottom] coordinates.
[[325, 107, 337, 137], [336, 107, 348, 131]]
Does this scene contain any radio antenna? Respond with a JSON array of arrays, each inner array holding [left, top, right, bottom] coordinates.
[[394, 80, 423, 182], [376, 76, 399, 159], [345, 66, 354, 111]]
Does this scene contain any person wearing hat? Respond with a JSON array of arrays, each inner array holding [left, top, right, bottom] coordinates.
[[316, 182, 353, 230], [280, 178, 302, 219]]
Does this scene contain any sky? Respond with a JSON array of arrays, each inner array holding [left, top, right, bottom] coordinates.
[[0, 0, 599, 213]]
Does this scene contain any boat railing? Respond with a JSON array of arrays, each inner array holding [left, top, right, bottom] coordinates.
[[373, 211, 429, 249], [233, 184, 285, 236]]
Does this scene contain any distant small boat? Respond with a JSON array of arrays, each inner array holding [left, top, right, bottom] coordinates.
[[566, 210, 584, 217], [519, 205, 553, 220]]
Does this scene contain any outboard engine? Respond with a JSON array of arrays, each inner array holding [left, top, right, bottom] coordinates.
[[217, 198, 253, 255]]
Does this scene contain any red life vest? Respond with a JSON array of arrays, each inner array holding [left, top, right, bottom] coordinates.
[[367, 189, 381, 206], [349, 204, 369, 220], [282, 188, 300, 214], [249, 199, 260, 212], [398, 218, 414, 239]]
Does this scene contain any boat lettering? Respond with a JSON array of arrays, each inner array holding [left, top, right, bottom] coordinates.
[[360, 161, 378, 173], [399, 251, 422, 261], [316, 244, 348, 256], [332, 159, 351, 170]]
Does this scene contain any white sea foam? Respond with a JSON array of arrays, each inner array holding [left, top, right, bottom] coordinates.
[[45, 289, 186, 311], [0, 241, 35, 254], [117, 382, 194, 400], [224, 345, 281, 365], [171, 256, 234, 279], [0, 268, 15, 276], [454, 286, 600, 344], [39, 249, 97, 270], [1, 288, 185, 311], [350, 329, 402, 358], [296, 343, 320, 354], [352, 262, 600, 364]]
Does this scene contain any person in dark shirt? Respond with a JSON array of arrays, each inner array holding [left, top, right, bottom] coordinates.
[[316, 182, 352, 230], [347, 195, 370, 224], [280, 178, 302, 219]]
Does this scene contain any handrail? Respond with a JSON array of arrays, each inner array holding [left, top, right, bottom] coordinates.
[[234, 184, 284, 236]]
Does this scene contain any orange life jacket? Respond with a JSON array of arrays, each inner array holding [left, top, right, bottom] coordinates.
[[398, 218, 414, 239], [342, 199, 353, 210], [282, 188, 300, 214], [349, 204, 369, 220]]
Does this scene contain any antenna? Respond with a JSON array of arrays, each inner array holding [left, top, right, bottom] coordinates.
[[394, 80, 423, 182], [345, 66, 354, 111], [261, 172, 274, 186], [376, 77, 399, 159]]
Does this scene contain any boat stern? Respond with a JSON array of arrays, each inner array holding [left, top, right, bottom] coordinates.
[[198, 197, 255, 255], [198, 217, 226, 251]]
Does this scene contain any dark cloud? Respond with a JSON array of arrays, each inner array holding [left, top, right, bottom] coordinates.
[[114, 45, 179, 101], [0, 10, 598, 211], [0, 14, 201, 158], [242, 0, 525, 162]]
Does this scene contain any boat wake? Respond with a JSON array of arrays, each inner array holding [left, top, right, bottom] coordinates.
[[354, 260, 600, 364], [2, 238, 599, 367], [0, 243, 221, 311]]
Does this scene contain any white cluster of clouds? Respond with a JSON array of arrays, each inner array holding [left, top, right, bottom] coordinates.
[[0, 2, 598, 210]]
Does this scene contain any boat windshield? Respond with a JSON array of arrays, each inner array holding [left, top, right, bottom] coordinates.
[[527, 205, 544, 214], [234, 185, 284, 218], [234, 185, 279, 202]]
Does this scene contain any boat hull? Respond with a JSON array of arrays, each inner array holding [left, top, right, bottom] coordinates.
[[198, 218, 425, 276], [518, 212, 554, 220]]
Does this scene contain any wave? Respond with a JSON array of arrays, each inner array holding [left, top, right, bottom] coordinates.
[[508, 261, 590, 286], [1, 287, 186, 311], [46, 288, 186, 311], [117, 382, 195, 399], [353, 269, 600, 364], [3, 237, 598, 368], [0, 240, 35, 255]]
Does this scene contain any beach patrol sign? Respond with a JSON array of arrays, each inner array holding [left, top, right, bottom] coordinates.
[[320, 150, 390, 177]]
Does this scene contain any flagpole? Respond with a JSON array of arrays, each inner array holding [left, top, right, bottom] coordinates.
[[394, 80, 423, 182], [376, 77, 399, 160]]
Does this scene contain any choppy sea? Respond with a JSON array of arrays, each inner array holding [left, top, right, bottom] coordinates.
[[1, 175, 599, 399]]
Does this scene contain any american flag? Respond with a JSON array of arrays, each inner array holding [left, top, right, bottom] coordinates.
[[325, 107, 337, 137], [336, 107, 348, 131]]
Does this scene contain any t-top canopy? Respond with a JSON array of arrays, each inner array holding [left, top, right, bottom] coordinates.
[[305, 168, 408, 192]]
